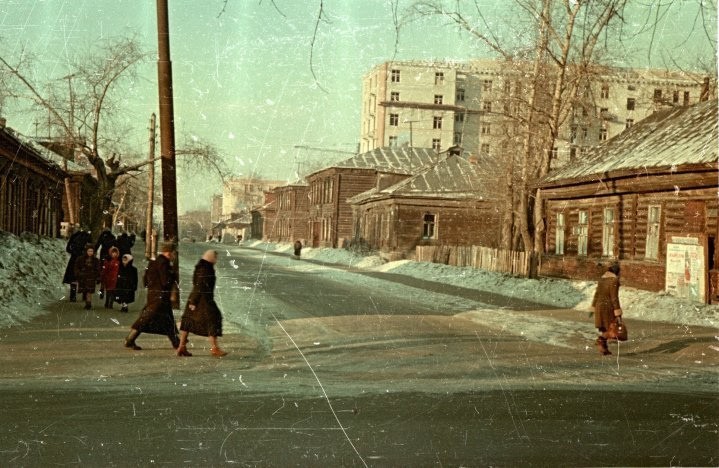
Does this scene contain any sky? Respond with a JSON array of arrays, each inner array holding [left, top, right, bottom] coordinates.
[[0, 0, 715, 213]]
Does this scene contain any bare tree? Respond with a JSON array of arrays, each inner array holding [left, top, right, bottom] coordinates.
[[408, 0, 628, 272]]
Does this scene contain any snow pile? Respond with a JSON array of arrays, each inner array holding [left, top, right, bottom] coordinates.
[[0, 231, 67, 328]]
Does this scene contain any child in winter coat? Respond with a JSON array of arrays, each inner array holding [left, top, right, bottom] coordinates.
[[74, 244, 101, 310], [114, 254, 138, 313], [100, 247, 121, 309]]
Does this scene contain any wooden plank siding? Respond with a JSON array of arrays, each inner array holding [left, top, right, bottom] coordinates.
[[542, 187, 718, 293]]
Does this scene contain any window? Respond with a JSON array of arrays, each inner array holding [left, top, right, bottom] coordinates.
[[570, 125, 577, 143], [582, 106, 588, 117], [599, 127, 608, 141], [653, 88, 662, 101], [388, 136, 398, 147], [389, 113, 399, 126], [481, 123, 491, 135], [483, 80, 493, 92], [391, 69, 400, 83], [673, 90, 679, 103], [433, 116, 442, 129], [456, 88, 465, 102], [602, 208, 615, 257], [625, 119, 634, 130], [422, 214, 436, 239], [504, 80, 511, 93], [390, 91, 399, 102], [482, 101, 492, 112], [683, 91, 690, 105], [480, 143, 490, 155], [577, 210, 588, 256], [645, 205, 661, 260], [432, 138, 441, 152], [600, 84, 609, 99], [569, 146, 577, 161], [599, 107, 609, 119], [626, 98, 635, 110], [555, 213, 565, 254], [453, 132, 462, 145], [550, 147, 558, 159], [582, 127, 588, 139], [434, 94, 443, 105], [627, 84, 636, 91], [435, 72, 444, 85], [454, 113, 464, 123]]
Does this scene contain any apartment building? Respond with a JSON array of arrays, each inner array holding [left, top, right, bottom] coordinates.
[[360, 60, 708, 165]]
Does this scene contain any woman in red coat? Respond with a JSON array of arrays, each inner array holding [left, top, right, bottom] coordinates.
[[591, 262, 623, 355]]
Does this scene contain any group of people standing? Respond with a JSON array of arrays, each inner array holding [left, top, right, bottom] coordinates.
[[62, 227, 138, 312]]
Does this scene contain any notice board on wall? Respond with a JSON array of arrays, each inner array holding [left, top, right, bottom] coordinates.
[[665, 235, 707, 303]]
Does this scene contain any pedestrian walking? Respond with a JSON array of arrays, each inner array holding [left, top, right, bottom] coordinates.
[[74, 244, 101, 310], [176, 250, 227, 357], [95, 228, 117, 261], [124, 241, 180, 351], [62, 225, 92, 302], [591, 261, 623, 355], [114, 254, 138, 313], [117, 232, 135, 257], [293, 240, 303, 258], [100, 247, 121, 309]]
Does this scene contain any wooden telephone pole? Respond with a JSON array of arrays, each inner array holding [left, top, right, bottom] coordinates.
[[145, 113, 157, 260]]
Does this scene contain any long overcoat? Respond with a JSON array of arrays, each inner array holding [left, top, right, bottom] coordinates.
[[180, 259, 223, 337], [101, 257, 120, 291], [131, 255, 178, 336], [114, 260, 138, 304], [62, 230, 91, 284], [592, 271, 621, 331], [74, 254, 101, 294]]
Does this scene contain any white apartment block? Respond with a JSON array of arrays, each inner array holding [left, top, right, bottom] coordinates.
[[360, 60, 709, 165]]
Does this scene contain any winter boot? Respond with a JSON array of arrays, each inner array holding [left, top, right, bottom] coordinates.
[[84, 301, 92, 310], [211, 347, 228, 357], [176, 345, 192, 357], [595, 337, 611, 356], [124, 330, 142, 350], [69, 283, 77, 302]]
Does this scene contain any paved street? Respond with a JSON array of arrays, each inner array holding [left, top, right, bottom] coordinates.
[[0, 242, 717, 466]]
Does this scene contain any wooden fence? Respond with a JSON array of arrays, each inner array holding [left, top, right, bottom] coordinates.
[[415, 245, 530, 277]]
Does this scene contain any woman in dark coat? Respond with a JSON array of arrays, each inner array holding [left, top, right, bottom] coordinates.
[[124, 242, 180, 351], [63, 226, 92, 301], [591, 262, 623, 355], [114, 254, 138, 313], [74, 244, 101, 310], [176, 250, 227, 357]]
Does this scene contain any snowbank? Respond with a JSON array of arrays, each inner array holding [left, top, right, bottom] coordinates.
[[2, 234, 718, 330]]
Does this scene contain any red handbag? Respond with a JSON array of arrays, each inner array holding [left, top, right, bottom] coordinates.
[[607, 319, 628, 341]]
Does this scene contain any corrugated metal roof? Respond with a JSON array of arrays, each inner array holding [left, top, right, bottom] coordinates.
[[543, 100, 718, 184], [349, 155, 494, 203], [333, 146, 439, 175]]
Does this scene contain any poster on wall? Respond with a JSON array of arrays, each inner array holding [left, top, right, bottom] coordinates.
[[665, 236, 706, 303]]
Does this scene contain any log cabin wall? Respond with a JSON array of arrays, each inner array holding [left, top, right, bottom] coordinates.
[[542, 187, 718, 293]]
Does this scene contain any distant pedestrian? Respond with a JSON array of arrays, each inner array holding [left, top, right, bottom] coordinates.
[[62, 225, 92, 302], [74, 244, 101, 310], [591, 261, 623, 355], [293, 240, 303, 258], [95, 228, 117, 261], [176, 250, 227, 357], [114, 254, 138, 313], [100, 247, 121, 309], [124, 242, 180, 351]]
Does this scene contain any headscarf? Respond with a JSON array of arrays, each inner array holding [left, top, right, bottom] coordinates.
[[202, 249, 218, 264]]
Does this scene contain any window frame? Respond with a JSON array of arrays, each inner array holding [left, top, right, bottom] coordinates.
[[645, 205, 661, 260], [602, 207, 615, 257], [433, 116, 442, 129], [434, 72, 444, 85], [577, 210, 588, 256], [555, 213, 565, 255], [391, 69, 400, 83], [389, 113, 399, 126], [422, 213, 437, 239]]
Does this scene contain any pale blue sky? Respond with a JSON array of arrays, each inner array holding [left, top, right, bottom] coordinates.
[[0, 0, 715, 212]]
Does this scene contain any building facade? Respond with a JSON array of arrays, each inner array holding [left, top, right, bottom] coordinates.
[[220, 177, 285, 220], [538, 100, 718, 303], [361, 60, 709, 166], [264, 183, 309, 243]]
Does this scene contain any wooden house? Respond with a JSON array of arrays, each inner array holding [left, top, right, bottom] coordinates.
[[306, 147, 438, 248], [537, 100, 718, 303], [256, 190, 277, 241], [264, 182, 309, 243], [0, 124, 72, 237], [349, 153, 500, 258]]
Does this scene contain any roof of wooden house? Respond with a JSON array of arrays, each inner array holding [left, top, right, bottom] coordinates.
[[349, 154, 495, 204], [331, 146, 439, 175], [541, 99, 718, 186]]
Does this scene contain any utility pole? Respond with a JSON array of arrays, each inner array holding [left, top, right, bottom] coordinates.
[[145, 113, 157, 260], [156, 0, 178, 243]]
